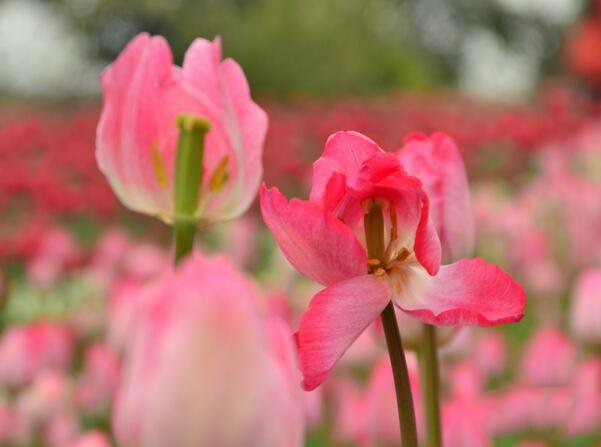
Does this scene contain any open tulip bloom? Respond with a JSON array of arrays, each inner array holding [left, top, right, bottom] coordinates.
[[96, 33, 267, 225], [260, 131, 526, 391]]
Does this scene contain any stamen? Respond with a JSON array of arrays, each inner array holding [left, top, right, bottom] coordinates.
[[151, 144, 168, 189], [208, 156, 230, 192], [389, 206, 398, 241], [374, 268, 386, 276], [396, 247, 410, 262], [367, 258, 381, 266]]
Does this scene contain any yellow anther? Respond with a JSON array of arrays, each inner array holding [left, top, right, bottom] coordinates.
[[151, 144, 168, 189], [389, 206, 398, 241], [367, 258, 381, 266], [374, 268, 386, 277], [208, 156, 230, 192], [396, 247, 410, 262]]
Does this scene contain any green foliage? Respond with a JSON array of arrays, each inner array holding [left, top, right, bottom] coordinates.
[[59, 0, 443, 97]]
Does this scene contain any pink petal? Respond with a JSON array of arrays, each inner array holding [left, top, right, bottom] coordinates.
[[520, 328, 575, 387], [97, 33, 181, 218], [182, 38, 268, 222], [260, 185, 367, 286], [571, 269, 601, 344], [397, 258, 525, 326], [398, 133, 475, 261], [296, 275, 391, 390], [414, 193, 442, 275], [310, 131, 383, 205]]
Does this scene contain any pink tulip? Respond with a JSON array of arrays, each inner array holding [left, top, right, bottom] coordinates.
[[0, 323, 73, 387], [571, 269, 601, 346], [520, 328, 576, 387], [449, 361, 484, 400], [76, 343, 121, 413], [107, 279, 145, 349], [97, 33, 267, 224], [490, 387, 573, 434], [88, 229, 132, 288], [442, 399, 494, 447], [260, 131, 525, 390], [121, 243, 169, 280], [27, 228, 80, 287], [44, 414, 80, 447], [13, 371, 75, 444], [332, 379, 365, 445], [473, 332, 507, 379], [113, 254, 304, 447], [565, 360, 601, 435]]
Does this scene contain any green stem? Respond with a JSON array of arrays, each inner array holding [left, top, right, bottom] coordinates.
[[381, 302, 420, 447], [172, 114, 211, 265], [173, 217, 197, 265], [419, 323, 443, 447], [364, 203, 418, 447]]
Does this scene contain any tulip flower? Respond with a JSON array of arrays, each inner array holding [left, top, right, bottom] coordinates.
[[0, 324, 73, 388], [96, 33, 267, 225], [571, 269, 601, 347], [520, 328, 575, 388], [260, 131, 525, 391], [113, 254, 304, 447]]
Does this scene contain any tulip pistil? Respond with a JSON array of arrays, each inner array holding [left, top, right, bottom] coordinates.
[[173, 113, 211, 264]]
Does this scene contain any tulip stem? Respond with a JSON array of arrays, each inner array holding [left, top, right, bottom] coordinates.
[[173, 114, 211, 265], [174, 218, 197, 265], [364, 202, 418, 447], [419, 323, 443, 447], [381, 302, 420, 447]]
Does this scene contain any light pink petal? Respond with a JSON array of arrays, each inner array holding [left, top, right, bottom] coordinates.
[[399, 133, 475, 261], [571, 269, 601, 344], [397, 259, 525, 326], [182, 38, 268, 222], [310, 131, 383, 204], [296, 275, 390, 390], [97, 33, 182, 218], [520, 328, 575, 387], [260, 185, 367, 286]]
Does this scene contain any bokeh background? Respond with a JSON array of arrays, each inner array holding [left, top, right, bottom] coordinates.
[[1, 0, 601, 446]]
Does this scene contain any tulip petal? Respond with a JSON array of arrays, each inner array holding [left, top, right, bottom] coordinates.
[[396, 258, 525, 326], [260, 185, 367, 286], [296, 275, 391, 390], [398, 133, 475, 261], [310, 131, 383, 205], [97, 33, 180, 218], [182, 38, 268, 222]]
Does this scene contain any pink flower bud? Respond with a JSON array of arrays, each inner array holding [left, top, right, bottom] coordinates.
[[97, 34, 267, 224], [113, 254, 304, 447], [571, 269, 601, 346], [0, 324, 73, 388]]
